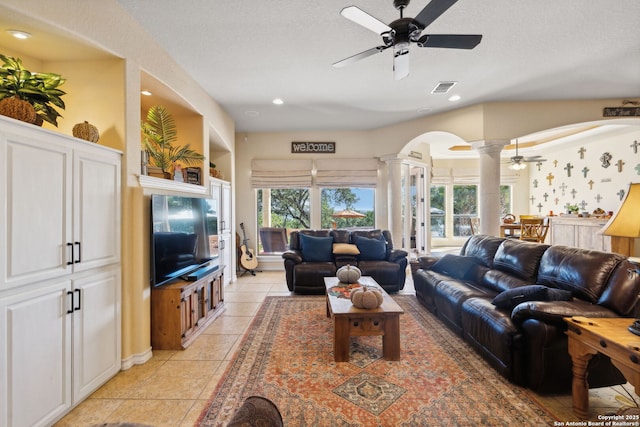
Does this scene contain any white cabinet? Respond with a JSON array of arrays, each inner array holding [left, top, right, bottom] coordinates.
[[549, 217, 611, 251], [0, 268, 120, 427], [0, 279, 72, 427], [0, 118, 121, 289], [72, 269, 121, 402], [210, 179, 232, 286], [0, 116, 121, 427]]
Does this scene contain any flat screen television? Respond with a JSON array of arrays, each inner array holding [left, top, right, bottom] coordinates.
[[150, 194, 219, 287]]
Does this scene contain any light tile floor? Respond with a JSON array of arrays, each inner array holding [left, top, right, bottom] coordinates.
[[54, 268, 635, 426]]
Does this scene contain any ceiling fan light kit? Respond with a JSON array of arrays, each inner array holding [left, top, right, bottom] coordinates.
[[333, 0, 482, 80], [507, 139, 547, 170]]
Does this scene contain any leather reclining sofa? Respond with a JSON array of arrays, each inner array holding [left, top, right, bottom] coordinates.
[[283, 229, 408, 294], [411, 234, 640, 393]]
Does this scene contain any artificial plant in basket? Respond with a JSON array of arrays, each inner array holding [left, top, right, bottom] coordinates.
[[0, 54, 66, 126], [141, 105, 204, 175]]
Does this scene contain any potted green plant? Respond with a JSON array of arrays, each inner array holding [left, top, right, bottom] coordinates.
[[0, 54, 66, 127], [141, 105, 204, 177]]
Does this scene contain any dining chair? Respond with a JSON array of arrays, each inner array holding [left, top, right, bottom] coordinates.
[[519, 217, 548, 243], [470, 217, 480, 235]]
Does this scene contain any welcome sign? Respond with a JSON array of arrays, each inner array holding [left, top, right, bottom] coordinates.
[[291, 141, 336, 154]]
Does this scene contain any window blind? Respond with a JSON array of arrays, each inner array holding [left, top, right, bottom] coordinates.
[[315, 158, 379, 187], [251, 159, 313, 188]]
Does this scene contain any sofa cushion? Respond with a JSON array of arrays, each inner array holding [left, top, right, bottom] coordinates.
[[332, 243, 360, 255], [492, 285, 573, 311], [492, 239, 549, 281], [299, 234, 334, 262], [597, 258, 640, 316], [537, 246, 624, 303], [430, 254, 477, 281], [460, 235, 505, 268], [355, 234, 387, 260]]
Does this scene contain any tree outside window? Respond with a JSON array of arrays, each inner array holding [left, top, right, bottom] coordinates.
[[321, 188, 374, 229]]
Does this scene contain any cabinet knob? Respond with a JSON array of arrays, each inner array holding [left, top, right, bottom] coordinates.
[[631, 355, 639, 364], [599, 339, 607, 348], [353, 321, 359, 327], [373, 320, 379, 326]]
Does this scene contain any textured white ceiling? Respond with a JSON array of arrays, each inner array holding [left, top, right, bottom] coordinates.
[[115, 0, 640, 133]]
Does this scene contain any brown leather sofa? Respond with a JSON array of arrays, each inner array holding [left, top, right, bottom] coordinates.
[[283, 229, 408, 294], [411, 234, 640, 393]]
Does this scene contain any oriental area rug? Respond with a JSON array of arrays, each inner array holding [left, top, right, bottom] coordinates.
[[197, 295, 557, 426]]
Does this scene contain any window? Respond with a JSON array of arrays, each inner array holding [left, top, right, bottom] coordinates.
[[430, 185, 446, 238], [321, 188, 374, 229], [500, 185, 512, 217], [453, 185, 478, 237], [257, 188, 309, 254]]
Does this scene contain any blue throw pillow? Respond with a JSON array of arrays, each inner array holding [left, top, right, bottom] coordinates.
[[355, 234, 387, 261], [430, 254, 477, 281], [299, 234, 334, 262]]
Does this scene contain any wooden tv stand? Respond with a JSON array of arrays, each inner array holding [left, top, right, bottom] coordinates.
[[151, 266, 225, 350]]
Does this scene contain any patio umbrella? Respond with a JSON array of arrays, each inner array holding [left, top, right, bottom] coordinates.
[[331, 209, 366, 228], [332, 209, 366, 219]]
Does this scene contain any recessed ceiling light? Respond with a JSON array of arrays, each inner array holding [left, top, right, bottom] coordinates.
[[141, 90, 152, 96], [448, 94, 461, 102], [7, 30, 31, 40], [272, 98, 284, 105]]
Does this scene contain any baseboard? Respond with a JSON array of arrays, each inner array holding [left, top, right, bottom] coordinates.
[[121, 346, 153, 370], [257, 256, 285, 271]]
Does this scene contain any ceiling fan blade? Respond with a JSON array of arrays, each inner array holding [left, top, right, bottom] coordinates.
[[340, 6, 391, 35], [333, 46, 388, 68], [393, 48, 410, 80], [414, 0, 460, 29], [417, 34, 482, 49]]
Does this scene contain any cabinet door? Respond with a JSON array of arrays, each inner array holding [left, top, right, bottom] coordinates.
[[221, 182, 231, 234], [0, 280, 72, 427], [209, 181, 221, 235], [219, 234, 232, 287], [0, 132, 73, 289], [72, 268, 121, 403], [180, 288, 197, 342], [73, 148, 121, 272]]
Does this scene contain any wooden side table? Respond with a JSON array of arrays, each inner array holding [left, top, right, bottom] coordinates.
[[565, 317, 640, 419]]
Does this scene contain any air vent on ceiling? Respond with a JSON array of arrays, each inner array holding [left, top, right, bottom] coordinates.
[[431, 81, 457, 94]]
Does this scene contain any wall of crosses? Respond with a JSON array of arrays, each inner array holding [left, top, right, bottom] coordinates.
[[527, 128, 640, 216]]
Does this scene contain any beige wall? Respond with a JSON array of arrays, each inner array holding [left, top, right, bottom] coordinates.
[[528, 127, 640, 216]]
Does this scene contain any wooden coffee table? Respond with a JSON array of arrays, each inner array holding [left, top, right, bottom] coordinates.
[[324, 276, 404, 362], [565, 317, 640, 419]]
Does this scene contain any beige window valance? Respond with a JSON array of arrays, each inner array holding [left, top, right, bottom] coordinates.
[[251, 159, 313, 188], [315, 158, 379, 188]]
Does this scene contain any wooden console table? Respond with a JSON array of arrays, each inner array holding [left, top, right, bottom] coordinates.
[[151, 266, 224, 350], [565, 317, 640, 419]]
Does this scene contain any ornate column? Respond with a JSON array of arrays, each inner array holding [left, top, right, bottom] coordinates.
[[471, 140, 509, 236]]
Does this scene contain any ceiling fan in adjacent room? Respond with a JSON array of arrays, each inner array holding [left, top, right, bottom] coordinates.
[[507, 140, 546, 170], [332, 0, 482, 80]]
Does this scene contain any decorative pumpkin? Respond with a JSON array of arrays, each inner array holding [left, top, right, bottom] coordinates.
[[350, 285, 384, 309], [73, 121, 100, 142], [0, 96, 36, 124], [336, 264, 361, 284]]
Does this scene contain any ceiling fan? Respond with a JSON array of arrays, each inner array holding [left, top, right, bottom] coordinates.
[[333, 0, 482, 80], [507, 140, 546, 170]]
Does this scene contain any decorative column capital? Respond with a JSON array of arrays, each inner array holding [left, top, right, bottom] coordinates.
[[470, 139, 510, 156]]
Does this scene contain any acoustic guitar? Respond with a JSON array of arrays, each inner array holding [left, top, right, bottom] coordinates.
[[238, 222, 258, 275]]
